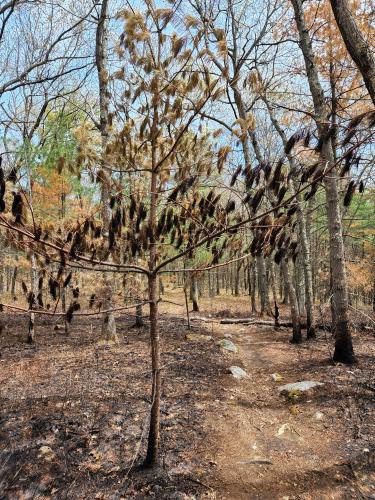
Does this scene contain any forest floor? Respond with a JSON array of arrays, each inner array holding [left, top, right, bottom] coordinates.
[[0, 290, 374, 499]]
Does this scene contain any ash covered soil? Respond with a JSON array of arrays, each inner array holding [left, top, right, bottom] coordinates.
[[0, 292, 374, 499]]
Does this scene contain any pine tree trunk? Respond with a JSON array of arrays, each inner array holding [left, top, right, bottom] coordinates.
[[144, 92, 162, 468], [144, 273, 161, 468], [96, 0, 117, 343]]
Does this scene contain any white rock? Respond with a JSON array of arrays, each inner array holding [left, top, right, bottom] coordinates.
[[278, 381, 324, 393], [314, 411, 324, 420], [229, 366, 248, 379], [217, 339, 238, 353]]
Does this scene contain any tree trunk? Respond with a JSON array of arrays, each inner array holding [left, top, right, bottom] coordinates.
[[257, 255, 269, 316], [267, 258, 278, 307], [0, 268, 4, 293], [234, 261, 242, 297], [135, 303, 144, 327], [294, 255, 304, 317], [251, 262, 257, 314], [281, 258, 302, 343], [191, 273, 199, 312], [96, 0, 117, 342], [291, 0, 355, 363], [144, 89, 162, 468], [11, 266, 18, 296], [144, 274, 161, 468], [296, 197, 315, 339], [329, 0, 375, 105], [27, 254, 38, 343]]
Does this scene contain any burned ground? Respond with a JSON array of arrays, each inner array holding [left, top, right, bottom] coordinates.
[[0, 292, 374, 499]]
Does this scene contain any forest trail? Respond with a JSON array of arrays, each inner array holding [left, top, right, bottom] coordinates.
[[193, 315, 375, 499]]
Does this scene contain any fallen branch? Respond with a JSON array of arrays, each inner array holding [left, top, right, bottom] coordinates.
[[0, 301, 151, 317]]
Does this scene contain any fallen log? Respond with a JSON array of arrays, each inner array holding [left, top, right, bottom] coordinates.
[[220, 318, 284, 326], [219, 318, 333, 330]]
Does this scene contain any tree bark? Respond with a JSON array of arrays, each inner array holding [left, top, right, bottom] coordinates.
[[329, 0, 375, 105], [27, 254, 38, 343], [135, 303, 144, 327], [11, 266, 18, 296], [257, 255, 270, 316], [144, 86, 162, 468], [281, 258, 302, 343], [143, 274, 161, 468], [96, 0, 117, 342], [191, 273, 199, 312], [291, 0, 355, 362], [234, 261, 242, 297], [250, 261, 257, 314]]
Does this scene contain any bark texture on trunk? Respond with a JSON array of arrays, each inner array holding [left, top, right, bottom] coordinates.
[[257, 255, 269, 316], [291, 0, 355, 362], [144, 94, 162, 468], [250, 263, 257, 314], [191, 274, 199, 312], [135, 303, 144, 327], [96, 0, 117, 342], [281, 258, 302, 343], [27, 254, 38, 343], [329, 0, 375, 105], [144, 274, 161, 468], [11, 266, 18, 295]]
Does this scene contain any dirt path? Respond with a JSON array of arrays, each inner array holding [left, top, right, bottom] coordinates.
[[196, 319, 375, 499]]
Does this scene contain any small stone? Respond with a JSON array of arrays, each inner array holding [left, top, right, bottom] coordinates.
[[314, 411, 324, 420], [278, 381, 324, 393], [228, 366, 248, 379], [271, 373, 282, 382], [224, 333, 233, 338], [275, 423, 301, 442], [38, 446, 55, 462], [217, 339, 238, 353]]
